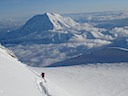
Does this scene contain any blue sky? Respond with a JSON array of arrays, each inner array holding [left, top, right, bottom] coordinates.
[[0, 0, 128, 19]]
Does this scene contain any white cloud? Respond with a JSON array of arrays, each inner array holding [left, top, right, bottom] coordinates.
[[110, 27, 128, 38]]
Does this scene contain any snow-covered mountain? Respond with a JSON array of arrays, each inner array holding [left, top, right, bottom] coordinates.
[[0, 13, 79, 44], [23, 12, 77, 31], [0, 13, 77, 40], [0, 44, 44, 96]]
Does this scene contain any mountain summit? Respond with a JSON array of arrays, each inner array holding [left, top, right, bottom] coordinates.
[[0, 13, 78, 41], [21, 12, 77, 32]]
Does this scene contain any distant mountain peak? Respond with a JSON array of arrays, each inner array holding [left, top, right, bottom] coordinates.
[[20, 12, 77, 33], [45, 12, 58, 16], [44, 12, 78, 29]]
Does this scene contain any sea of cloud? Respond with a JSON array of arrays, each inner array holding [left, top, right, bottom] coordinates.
[[2, 11, 128, 66]]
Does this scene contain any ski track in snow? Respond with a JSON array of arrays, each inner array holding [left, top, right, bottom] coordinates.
[[31, 63, 128, 96], [37, 79, 51, 96], [26, 66, 52, 96], [111, 87, 128, 96], [28, 66, 72, 96]]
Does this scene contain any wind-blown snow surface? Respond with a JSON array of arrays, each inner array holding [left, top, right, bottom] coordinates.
[[0, 45, 43, 96], [31, 63, 128, 96]]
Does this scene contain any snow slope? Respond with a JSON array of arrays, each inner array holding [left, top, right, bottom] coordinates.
[[0, 44, 80, 96], [0, 45, 43, 96], [45, 13, 77, 29], [31, 63, 128, 96], [1, 44, 128, 96]]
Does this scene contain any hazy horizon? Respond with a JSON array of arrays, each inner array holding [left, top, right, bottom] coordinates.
[[1, 0, 128, 19]]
